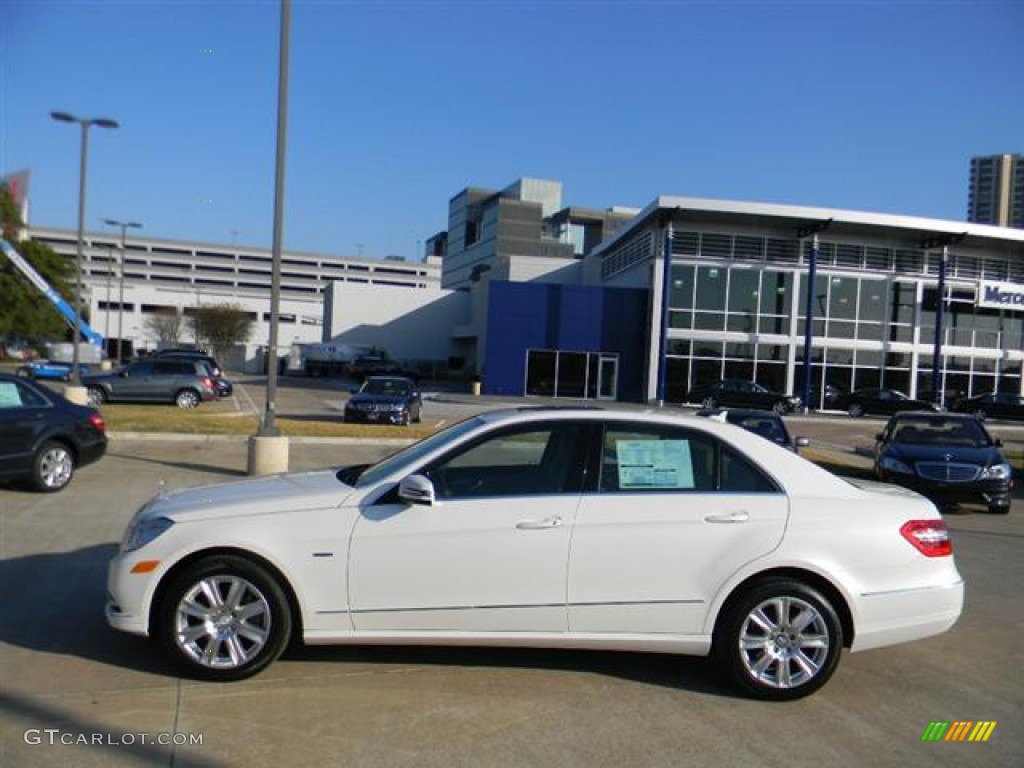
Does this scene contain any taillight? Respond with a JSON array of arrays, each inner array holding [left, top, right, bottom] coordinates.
[[89, 412, 106, 433], [203, 377, 214, 389], [900, 520, 953, 557]]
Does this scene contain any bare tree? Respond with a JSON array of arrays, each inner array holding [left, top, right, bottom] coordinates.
[[189, 303, 253, 356], [144, 308, 183, 347]]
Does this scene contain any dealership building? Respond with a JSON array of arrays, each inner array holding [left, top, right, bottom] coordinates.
[[16, 177, 1024, 406]]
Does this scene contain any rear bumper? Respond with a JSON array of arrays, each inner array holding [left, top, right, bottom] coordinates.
[[851, 578, 964, 652]]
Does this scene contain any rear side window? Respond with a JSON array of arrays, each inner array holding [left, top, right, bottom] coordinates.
[[598, 423, 778, 494], [0, 380, 49, 408]]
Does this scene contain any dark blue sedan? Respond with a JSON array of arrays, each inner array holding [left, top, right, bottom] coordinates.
[[874, 412, 1013, 514], [344, 376, 422, 426]]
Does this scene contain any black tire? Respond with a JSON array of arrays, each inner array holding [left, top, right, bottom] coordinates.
[[30, 440, 75, 492], [973, 409, 987, 421], [158, 555, 293, 682], [712, 579, 843, 701], [773, 401, 788, 415], [87, 386, 106, 406], [848, 403, 865, 418], [702, 397, 717, 409], [988, 504, 1010, 515]]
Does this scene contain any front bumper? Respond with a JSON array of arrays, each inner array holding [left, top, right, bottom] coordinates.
[[344, 408, 408, 425], [105, 551, 157, 637], [876, 472, 1012, 508]]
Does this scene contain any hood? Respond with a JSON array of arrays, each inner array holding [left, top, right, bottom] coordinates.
[[882, 442, 1001, 466], [138, 469, 354, 523]]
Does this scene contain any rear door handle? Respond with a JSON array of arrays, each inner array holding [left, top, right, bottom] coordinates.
[[516, 517, 563, 530], [704, 511, 750, 523]]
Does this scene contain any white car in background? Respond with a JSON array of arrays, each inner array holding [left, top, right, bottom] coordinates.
[[107, 407, 963, 700]]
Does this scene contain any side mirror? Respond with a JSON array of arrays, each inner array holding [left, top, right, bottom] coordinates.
[[993, 438, 1003, 447], [349, 388, 359, 394], [398, 474, 435, 506], [796, 437, 810, 448]]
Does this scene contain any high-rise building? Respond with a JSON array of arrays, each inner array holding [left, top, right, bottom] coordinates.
[[968, 154, 1024, 229]]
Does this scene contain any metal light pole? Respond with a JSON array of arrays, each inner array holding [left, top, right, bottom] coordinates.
[[260, 0, 291, 438], [51, 112, 119, 384], [104, 219, 141, 364], [923, 233, 967, 408]]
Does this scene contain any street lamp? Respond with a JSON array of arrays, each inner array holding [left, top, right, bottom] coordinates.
[[51, 111, 118, 385], [104, 218, 141, 363]]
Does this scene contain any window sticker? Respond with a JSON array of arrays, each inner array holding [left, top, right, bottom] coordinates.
[[0, 382, 23, 408], [616, 439, 694, 489]]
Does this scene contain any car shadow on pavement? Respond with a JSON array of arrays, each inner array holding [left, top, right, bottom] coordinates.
[[105, 451, 250, 478], [0, 543, 176, 677], [281, 644, 736, 698]]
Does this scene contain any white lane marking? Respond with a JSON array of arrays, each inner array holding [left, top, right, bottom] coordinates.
[[236, 382, 260, 415]]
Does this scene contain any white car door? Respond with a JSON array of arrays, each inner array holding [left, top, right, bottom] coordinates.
[[568, 422, 789, 636], [348, 422, 588, 633]]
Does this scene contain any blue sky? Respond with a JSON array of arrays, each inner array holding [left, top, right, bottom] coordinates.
[[2, 0, 1022, 261]]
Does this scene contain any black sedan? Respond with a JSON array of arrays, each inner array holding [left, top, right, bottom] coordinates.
[[833, 388, 939, 418], [344, 376, 422, 426], [873, 412, 1013, 514], [950, 391, 1024, 422], [0, 373, 107, 492], [685, 379, 801, 414], [695, 408, 810, 453]]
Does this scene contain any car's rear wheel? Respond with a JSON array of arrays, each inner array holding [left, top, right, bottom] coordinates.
[[31, 441, 75, 492], [972, 409, 987, 421], [176, 389, 200, 409], [702, 397, 717, 409], [847, 403, 865, 418], [87, 387, 106, 406], [15, 368, 29, 378], [988, 503, 1010, 515], [712, 579, 843, 701], [773, 401, 788, 415], [158, 555, 292, 681]]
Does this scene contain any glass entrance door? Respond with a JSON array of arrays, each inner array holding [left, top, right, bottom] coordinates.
[[597, 356, 618, 400]]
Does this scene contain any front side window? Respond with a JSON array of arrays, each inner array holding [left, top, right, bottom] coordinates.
[[424, 423, 587, 499]]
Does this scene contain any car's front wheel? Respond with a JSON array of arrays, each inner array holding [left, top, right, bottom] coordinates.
[[988, 503, 1010, 515], [31, 440, 75, 492], [973, 409, 987, 421], [847, 403, 865, 418], [712, 579, 843, 701], [158, 555, 292, 681], [773, 401, 789, 415], [702, 397, 717, 409], [175, 389, 200, 408]]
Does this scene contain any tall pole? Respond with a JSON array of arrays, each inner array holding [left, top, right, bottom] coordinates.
[[105, 219, 141, 363], [260, 0, 291, 437], [798, 219, 831, 412], [52, 112, 118, 383], [923, 233, 967, 408], [656, 214, 673, 406], [104, 245, 112, 344]]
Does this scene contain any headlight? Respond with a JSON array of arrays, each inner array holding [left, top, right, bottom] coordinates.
[[880, 456, 913, 474], [981, 463, 1012, 480], [122, 516, 174, 552]]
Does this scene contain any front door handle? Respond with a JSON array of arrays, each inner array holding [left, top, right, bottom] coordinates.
[[704, 511, 750, 523], [516, 517, 563, 530]]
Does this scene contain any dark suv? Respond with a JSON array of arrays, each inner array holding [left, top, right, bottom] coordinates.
[[82, 359, 218, 408]]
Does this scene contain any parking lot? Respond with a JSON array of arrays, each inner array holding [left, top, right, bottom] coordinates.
[[1, 380, 1022, 767]]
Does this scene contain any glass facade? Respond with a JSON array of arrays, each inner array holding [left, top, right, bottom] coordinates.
[[663, 256, 1024, 409]]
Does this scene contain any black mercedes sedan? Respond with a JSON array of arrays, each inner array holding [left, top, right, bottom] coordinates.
[[950, 391, 1024, 422], [873, 412, 1013, 514], [0, 373, 107, 492], [833, 388, 939, 418], [344, 376, 422, 426], [685, 379, 801, 414]]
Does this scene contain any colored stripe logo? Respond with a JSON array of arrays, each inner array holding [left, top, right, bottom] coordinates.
[[921, 721, 997, 742]]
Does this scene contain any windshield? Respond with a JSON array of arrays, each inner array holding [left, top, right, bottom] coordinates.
[[892, 419, 989, 447], [355, 416, 485, 487], [362, 378, 411, 395]]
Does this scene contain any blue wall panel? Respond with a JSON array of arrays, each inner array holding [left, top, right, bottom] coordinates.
[[484, 281, 649, 401]]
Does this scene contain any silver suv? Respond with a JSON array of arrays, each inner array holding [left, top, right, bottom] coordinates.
[[82, 359, 218, 408]]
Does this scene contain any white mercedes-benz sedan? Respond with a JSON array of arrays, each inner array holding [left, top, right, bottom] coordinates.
[[107, 407, 964, 700]]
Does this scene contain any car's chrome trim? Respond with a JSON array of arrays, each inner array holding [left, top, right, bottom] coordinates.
[[860, 579, 964, 598], [323, 598, 705, 616]]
